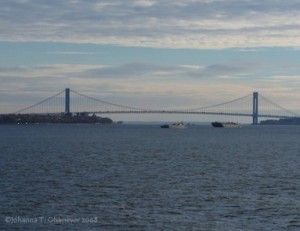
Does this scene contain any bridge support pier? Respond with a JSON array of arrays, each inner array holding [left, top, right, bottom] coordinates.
[[252, 92, 258, 125], [65, 88, 70, 114]]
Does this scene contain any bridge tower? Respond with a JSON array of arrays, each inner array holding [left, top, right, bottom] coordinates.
[[65, 88, 70, 114], [252, 92, 258, 125]]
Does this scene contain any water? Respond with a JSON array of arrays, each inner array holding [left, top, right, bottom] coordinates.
[[0, 124, 299, 230]]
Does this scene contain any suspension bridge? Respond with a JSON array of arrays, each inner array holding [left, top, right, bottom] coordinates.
[[5, 88, 299, 124]]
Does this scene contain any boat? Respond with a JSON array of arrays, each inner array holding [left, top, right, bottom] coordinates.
[[160, 122, 187, 128], [211, 122, 241, 128]]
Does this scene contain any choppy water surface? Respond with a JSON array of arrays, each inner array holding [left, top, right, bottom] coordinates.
[[0, 124, 299, 230]]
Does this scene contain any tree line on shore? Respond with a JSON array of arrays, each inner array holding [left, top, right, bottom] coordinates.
[[0, 113, 113, 124]]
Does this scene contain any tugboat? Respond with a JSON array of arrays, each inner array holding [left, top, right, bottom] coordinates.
[[160, 122, 186, 128], [211, 122, 240, 128]]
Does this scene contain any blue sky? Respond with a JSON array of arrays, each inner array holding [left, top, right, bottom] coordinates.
[[1, 0, 300, 121]]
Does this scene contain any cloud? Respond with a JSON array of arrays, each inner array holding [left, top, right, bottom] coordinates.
[[264, 75, 300, 83], [80, 63, 184, 79], [1, 62, 299, 115], [46, 51, 100, 55], [0, 62, 264, 89], [72, 62, 255, 80], [0, 62, 253, 102], [2, 0, 300, 48]]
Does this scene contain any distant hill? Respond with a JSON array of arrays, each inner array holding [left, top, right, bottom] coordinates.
[[260, 117, 300, 125]]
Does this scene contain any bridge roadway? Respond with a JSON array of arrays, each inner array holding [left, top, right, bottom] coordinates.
[[3, 110, 292, 119], [72, 110, 292, 119], [7, 89, 297, 123]]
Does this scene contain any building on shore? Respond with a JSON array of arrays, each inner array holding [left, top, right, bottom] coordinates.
[[0, 113, 113, 124]]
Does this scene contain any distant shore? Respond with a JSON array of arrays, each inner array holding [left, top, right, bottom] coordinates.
[[0, 113, 113, 124], [260, 117, 300, 125]]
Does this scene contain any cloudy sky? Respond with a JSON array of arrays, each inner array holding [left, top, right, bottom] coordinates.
[[1, 0, 300, 121]]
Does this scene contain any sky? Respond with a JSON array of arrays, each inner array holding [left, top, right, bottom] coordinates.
[[1, 0, 300, 122]]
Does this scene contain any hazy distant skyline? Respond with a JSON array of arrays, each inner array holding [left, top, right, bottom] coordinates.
[[1, 0, 300, 121]]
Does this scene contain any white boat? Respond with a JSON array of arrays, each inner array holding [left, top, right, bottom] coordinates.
[[211, 122, 241, 128], [161, 122, 186, 128]]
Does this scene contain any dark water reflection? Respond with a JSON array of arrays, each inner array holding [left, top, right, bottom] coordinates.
[[1, 124, 299, 230]]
